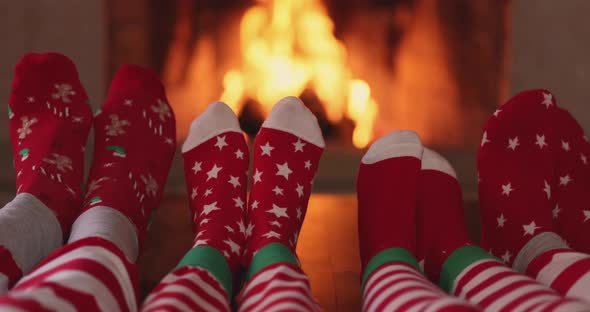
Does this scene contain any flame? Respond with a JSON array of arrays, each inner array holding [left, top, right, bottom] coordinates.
[[219, 0, 377, 148]]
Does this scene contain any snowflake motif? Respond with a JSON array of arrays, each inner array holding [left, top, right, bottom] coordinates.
[[51, 83, 75, 103], [43, 153, 73, 172], [151, 99, 172, 121], [105, 114, 130, 136], [17, 116, 38, 139], [141, 174, 159, 197]]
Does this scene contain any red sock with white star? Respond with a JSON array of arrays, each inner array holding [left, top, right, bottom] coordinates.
[[243, 96, 324, 279], [144, 101, 248, 306], [552, 107, 590, 253], [70, 64, 176, 261], [478, 89, 561, 267], [0, 52, 92, 289]]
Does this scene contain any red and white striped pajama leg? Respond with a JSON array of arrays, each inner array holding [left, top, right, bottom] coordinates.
[[238, 263, 320, 312], [0, 237, 138, 312]]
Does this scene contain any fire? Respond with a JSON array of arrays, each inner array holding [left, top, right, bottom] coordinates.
[[211, 0, 378, 148]]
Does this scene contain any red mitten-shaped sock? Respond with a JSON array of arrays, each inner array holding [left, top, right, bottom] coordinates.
[[73, 65, 176, 259], [9, 52, 92, 233], [553, 108, 590, 253], [478, 89, 560, 267], [244, 96, 325, 277], [416, 148, 472, 283], [357, 131, 423, 282]]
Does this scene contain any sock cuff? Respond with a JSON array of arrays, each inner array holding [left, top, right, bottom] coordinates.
[[177, 246, 233, 298], [361, 247, 420, 291], [69, 206, 139, 262], [513, 231, 568, 273], [247, 243, 299, 281], [439, 245, 497, 293]]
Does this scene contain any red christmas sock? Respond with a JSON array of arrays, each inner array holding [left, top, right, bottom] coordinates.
[[75, 64, 176, 258], [244, 96, 325, 278], [357, 130, 423, 283], [552, 107, 590, 253], [8, 52, 92, 234], [478, 89, 560, 267], [416, 147, 472, 283]]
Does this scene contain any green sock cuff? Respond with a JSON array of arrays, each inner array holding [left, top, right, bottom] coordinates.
[[247, 243, 299, 280], [176, 246, 233, 297], [361, 247, 420, 291], [439, 245, 499, 293]]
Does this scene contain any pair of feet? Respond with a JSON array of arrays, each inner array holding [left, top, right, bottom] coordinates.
[[9, 53, 176, 251], [180, 97, 324, 290], [357, 130, 471, 284]]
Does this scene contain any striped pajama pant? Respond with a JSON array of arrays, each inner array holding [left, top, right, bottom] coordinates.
[[1, 240, 590, 311]]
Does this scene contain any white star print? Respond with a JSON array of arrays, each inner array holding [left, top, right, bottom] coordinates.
[[103, 162, 114, 168], [293, 139, 306, 152], [194, 239, 209, 246], [225, 225, 235, 233], [582, 154, 588, 165], [304, 160, 312, 170], [200, 218, 210, 225], [251, 200, 259, 210], [16, 170, 23, 177], [584, 210, 590, 222], [215, 136, 228, 150], [72, 116, 84, 123], [246, 223, 254, 238], [263, 231, 281, 239], [124, 99, 133, 106], [536, 134, 547, 149], [543, 180, 551, 199], [253, 169, 263, 184], [27, 96, 35, 103], [276, 162, 293, 180], [272, 186, 284, 195], [501, 250, 512, 263], [553, 205, 561, 219], [191, 187, 198, 200], [165, 138, 174, 145], [204, 188, 213, 197], [260, 142, 274, 156], [501, 183, 514, 196], [223, 250, 230, 258], [507, 137, 519, 151], [237, 220, 246, 235], [295, 184, 304, 198], [192, 161, 202, 174], [296, 207, 302, 221], [270, 221, 282, 228], [233, 196, 245, 210], [235, 149, 244, 159], [559, 175, 572, 186], [267, 203, 289, 218], [228, 175, 240, 188], [207, 164, 222, 180], [224, 239, 241, 254], [201, 202, 221, 215], [481, 131, 490, 147], [493, 109, 502, 117], [523, 221, 540, 236], [562, 140, 571, 151], [497, 214, 507, 227], [542, 92, 553, 108]]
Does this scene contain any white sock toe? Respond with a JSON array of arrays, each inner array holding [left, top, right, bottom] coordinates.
[[361, 130, 423, 164], [261, 96, 325, 148], [421, 147, 457, 178], [182, 101, 242, 153]]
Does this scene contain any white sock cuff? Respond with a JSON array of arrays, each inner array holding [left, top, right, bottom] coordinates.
[[421, 147, 457, 179], [512, 231, 568, 273], [69, 206, 139, 262], [0, 193, 62, 273], [261, 96, 325, 148], [361, 130, 423, 164], [181, 101, 242, 153]]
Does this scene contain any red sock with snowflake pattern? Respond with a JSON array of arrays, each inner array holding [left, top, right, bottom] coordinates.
[[0, 52, 92, 288], [552, 107, 590, 253], [69, 64, 176, 262], [243, 96, 325, 279]]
